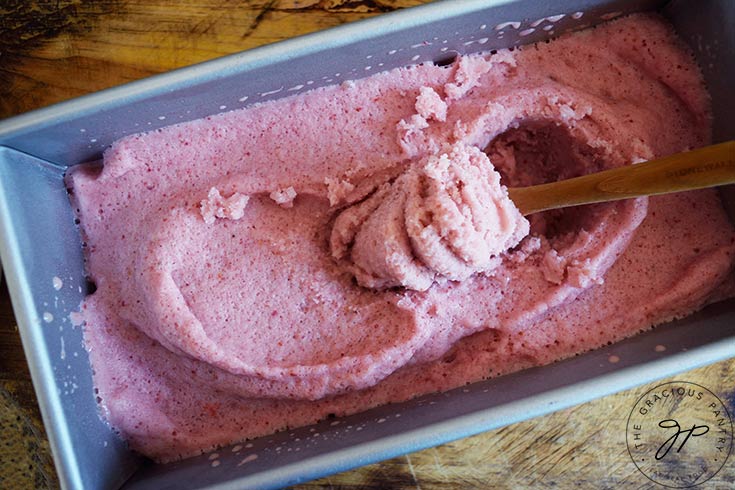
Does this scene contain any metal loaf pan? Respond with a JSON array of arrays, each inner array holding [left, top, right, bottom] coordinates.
[[0, 0, 732, 488]]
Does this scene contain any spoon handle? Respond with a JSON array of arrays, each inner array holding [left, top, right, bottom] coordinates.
[[508, 140, 735, 216]]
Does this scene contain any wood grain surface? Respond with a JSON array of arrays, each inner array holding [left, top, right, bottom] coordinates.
[[1, 1, 734, 489]]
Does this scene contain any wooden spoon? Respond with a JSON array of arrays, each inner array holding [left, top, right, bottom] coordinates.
[[508, 141, 735, 216]]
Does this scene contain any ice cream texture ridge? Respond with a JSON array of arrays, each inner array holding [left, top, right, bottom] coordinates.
[[68, 14, 735, 462]]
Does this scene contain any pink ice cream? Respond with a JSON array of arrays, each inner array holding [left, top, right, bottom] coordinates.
[[68, 14, 735, 462], [331, 142, 529, 290]]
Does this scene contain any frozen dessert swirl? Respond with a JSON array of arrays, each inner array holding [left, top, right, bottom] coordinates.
[[331, 142, 530, 291]]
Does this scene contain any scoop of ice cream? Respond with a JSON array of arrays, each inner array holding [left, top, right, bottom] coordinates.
[[331, 142, 529, 290]]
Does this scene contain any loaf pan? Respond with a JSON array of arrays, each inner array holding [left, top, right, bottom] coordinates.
[[0, 0, 732, 488]]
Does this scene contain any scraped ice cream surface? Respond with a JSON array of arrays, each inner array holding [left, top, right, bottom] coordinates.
[[68, 15, 735, 462]]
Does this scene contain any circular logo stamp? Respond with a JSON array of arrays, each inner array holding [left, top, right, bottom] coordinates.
[[627, 381, 733, 488]]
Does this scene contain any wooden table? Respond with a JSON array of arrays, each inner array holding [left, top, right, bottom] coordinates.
[[1, 1, 734, 488]]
